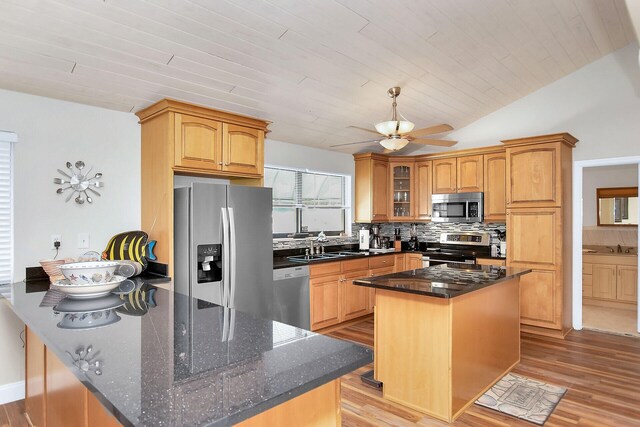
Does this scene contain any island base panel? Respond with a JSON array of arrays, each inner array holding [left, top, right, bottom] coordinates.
[[236, 379, 341, 427], [375, 278, 521, 422]]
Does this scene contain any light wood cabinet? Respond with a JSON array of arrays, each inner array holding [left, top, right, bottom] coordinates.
[[503, 133, 577, 337], [389, 161, 414, 221], [507, 208, 560, 270], [432, 158, 457, 194], [617, 265, 638, 303], [25, 327, 46, 427], [415, 160, 433, 220], [476, 258, 506, 267], [456, 155, 483, 192], [174, 113, 223, 172], [394, 253, 406, 272], [583, 255, 637, 305], [310, 273, 342, 330], [25, 327, 122, 427], [483, 153, 506, 222], [222, 123, 263, 176], [136, 99, 269, 273], [342, 270, 371, 321], [354, 153, 389, 222], [504, 136, 576, 208], [406, 253, 423, 270]]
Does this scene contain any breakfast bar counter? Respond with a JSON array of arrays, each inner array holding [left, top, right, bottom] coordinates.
[[1, 281, 372, 426], [354, 263, 531, 423]]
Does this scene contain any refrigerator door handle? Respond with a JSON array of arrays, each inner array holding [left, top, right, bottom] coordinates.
[[228, 207, 237, 309], [221, 207, 230, 307]]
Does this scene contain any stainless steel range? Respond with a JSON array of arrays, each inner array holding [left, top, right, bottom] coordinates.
[[421, 232, 491, 267]]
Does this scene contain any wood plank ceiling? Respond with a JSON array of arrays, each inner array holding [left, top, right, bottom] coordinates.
[[0, 0, 634, 153]]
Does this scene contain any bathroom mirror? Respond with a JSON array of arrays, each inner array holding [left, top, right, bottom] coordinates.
[[597, 187, 638, 226]]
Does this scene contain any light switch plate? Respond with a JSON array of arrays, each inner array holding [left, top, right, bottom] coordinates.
[[77, 233, 90, 249]]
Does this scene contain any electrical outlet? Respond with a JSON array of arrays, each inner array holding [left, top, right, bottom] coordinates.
[[51, 234, 61, 249], [77, 233, 90, 249]]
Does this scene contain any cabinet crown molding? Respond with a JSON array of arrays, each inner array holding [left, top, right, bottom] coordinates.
[[501, 133, 578, 148], [135, 98, 271, 131]]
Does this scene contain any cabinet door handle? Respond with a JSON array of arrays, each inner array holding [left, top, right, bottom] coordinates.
[[218, 161, 223, 165]]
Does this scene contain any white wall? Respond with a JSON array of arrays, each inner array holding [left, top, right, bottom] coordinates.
[[0, 88, 140, 387], [444, 42, 640, 162], [582, 164, 638, 226]]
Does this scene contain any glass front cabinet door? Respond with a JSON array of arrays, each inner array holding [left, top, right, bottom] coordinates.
[[389, 161, 415, 221]]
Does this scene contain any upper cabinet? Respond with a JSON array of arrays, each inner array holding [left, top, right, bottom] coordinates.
[[456, 155, 484, 193], [136, 99, 270, 271], [222, 123, 264, 176], [504, 135, 577, 208], [415, 160, 432, 220], [174, 114, 223, 172], [483, 152, 506, 222], [432, 158, 457, 194], [389, 161, 415, 221], [354, 153, 389, 223], [433, 155, 483, 194]]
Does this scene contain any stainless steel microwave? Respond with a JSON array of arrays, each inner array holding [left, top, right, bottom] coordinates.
[[431, 192, 483, 223]]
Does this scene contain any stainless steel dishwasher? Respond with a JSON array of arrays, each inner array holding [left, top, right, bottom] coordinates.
[[273, 265, 310, 330]]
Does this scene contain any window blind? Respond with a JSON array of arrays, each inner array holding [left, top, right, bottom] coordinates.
[[0, 132, 15, 285]]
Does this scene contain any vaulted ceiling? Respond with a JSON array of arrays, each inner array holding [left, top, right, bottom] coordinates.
[[0, 0, 635, 153]]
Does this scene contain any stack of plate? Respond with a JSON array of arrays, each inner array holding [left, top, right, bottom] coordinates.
[[51, 261, 126, 299]]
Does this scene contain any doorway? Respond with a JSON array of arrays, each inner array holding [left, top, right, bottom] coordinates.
[[573, 157, 640, 335]]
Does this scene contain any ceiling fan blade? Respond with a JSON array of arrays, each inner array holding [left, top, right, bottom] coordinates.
[[406, 124, 453, 138], [347, 125, 381, 135], [330, 138, 381, 148], [409, 138, 458, 147]]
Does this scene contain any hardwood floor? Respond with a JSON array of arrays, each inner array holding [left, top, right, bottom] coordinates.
[[0, 400, 27, 427], [328, 316, 640, 427]]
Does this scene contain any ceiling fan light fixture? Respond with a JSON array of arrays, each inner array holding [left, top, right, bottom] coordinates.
[[375, 120, 415, 136], [380, 137, 410, 151]]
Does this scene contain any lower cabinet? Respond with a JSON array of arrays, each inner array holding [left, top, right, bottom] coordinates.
[[406, 253, 423, 270], [583, 255, 638, 305], [25, 326, 121, 427], [309, 255, 396, 331], [519, 269, 560, 329]]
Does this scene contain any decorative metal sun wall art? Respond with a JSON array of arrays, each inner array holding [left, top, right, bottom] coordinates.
[[54, 161, 104, 204]]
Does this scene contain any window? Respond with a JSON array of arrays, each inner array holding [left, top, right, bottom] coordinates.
[[264, 166, 350, 238], [0, 131, 16, 285]]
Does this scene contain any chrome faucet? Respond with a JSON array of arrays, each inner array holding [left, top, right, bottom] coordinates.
[[617, 244, 622, 253], [308, 239, 315, 255]]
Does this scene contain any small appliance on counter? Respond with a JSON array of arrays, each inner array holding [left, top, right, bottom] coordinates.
[[408, 223, 419, 251], [359, 227, 370, 251], [370, 224, 382, 250]]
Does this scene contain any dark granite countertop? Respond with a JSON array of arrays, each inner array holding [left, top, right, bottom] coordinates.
[[1, 281, 372, 426], [354, 263, 531, 298]]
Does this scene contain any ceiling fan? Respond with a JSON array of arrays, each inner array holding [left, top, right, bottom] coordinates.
[[331, 87, 457, 153]]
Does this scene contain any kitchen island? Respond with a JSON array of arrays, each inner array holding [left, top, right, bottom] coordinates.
[[354, 263, 531, 423], [1, 280, 372, 426]]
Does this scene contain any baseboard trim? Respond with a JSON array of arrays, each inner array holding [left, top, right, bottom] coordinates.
[[0, 380, 25, 404]]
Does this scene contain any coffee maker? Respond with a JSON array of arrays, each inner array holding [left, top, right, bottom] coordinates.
[[408, 223, 419, 251], [370, 225, 381, 249]]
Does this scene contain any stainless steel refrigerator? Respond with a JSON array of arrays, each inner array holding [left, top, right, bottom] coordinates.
[[174, 183, 274, 320]]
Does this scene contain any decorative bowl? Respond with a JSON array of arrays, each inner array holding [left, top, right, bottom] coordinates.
[[57, 309, 121, 330], [51, 276, 125, 299], [59, 261, 119, 285]]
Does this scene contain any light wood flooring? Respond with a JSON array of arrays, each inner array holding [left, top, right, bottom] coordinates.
[[3, 318, 640, 426], [0, 400, 26, 427], [328, 316, 640, 427]]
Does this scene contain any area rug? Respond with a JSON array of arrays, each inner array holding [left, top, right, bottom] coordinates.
[[475, 373, 566, 425]]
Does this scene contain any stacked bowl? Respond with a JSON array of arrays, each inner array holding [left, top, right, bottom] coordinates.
[[52, 261, 126, 299]]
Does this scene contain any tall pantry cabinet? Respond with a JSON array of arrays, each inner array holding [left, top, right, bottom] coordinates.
[[503, 133, 577, 337]]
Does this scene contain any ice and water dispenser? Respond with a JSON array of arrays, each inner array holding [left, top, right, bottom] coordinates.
[[196, 244, 222, 283]]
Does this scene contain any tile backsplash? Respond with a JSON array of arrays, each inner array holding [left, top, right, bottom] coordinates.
[[582, 226, 638, 246], [273, 221, 506, 250]]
